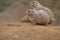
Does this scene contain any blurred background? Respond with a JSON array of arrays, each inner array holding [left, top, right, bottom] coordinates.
[[0, 0, 60, 26]]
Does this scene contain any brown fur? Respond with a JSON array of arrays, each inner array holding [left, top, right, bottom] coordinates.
[[29, 1, 56, 24], [20, 1, 56, 25]]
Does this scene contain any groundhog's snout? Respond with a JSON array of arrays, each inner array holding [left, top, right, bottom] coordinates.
[[28, 14, 31, 16], [28, 13, 33, 16]]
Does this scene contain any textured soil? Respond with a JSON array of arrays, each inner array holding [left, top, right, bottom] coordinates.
[[0, 22, 60, 40]]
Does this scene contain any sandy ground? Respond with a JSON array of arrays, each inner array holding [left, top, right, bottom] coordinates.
[[0, 0, 60, 40], [0, 22, 60, 40]]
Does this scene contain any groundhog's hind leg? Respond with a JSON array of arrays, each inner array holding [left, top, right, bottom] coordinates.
[[48, 20, 53, 24]]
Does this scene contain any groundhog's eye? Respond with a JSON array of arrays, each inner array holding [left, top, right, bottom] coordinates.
[[32, 11, 34, 12], [33, 2, 37, 4], [35, 2, 38, 4], [28, 11, 30, 12], [33, 2, 35, 4]]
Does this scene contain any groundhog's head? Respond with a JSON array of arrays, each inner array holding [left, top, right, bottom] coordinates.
[[30, 1, 42, 8], [25, 9, 36, 17], [25, 9, 43, 19]]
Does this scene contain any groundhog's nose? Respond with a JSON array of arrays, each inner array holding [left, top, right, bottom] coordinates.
[[28, 14, 30, 16]]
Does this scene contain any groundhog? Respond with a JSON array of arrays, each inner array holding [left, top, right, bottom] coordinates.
[[29, 1, 56, 24], [20, 1, 56, 24], [24, 9, 50, 25]]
